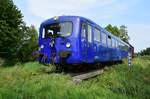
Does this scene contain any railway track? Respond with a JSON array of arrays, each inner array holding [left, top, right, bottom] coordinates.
[[71, 69, 104, 83], [56, 63, 117, 83]]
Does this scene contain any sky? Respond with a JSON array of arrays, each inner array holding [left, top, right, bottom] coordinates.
[[13, 0, 150, 52]]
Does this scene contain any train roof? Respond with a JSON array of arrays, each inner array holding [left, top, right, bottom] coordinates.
[[41, 15, 130, 47], [41, 15, 93, 25]]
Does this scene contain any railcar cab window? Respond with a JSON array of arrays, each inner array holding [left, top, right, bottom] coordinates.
[[88, 25, 92, 43], [43, 22, 72, 38], [94, 28, 100, 42]]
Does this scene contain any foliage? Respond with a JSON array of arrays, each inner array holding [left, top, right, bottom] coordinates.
[[119, 25, 130, 42], [0, 57, 149, 99], [105, 24, 130, 42], [17, 25, 38, 62], [105, 24, 121, 37], [0, 0, 24, 60], [0, 0, 38, 63], [139, 47, 150, 56]]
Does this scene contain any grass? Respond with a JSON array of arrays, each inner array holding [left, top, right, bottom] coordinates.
[[0, 56, 150, 99]]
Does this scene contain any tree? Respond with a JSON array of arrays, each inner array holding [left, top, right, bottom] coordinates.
[[119, 25, 130, 42], [105, 24, 120, 37], [0, 0, 38, 63], [105, 24, 114, 34], [17, 25, 38, 62], [105, 24, 130, 42], [0, 0, 24, 60]]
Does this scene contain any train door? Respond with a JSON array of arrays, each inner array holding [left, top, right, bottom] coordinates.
[[86, 23, 94, 62], [80, 22, 94, 63], [81, 22, 87, 62]]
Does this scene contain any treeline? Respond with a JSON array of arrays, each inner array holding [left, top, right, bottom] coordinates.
[[0, 0, 38, 64], [138, 47, 150, 56]]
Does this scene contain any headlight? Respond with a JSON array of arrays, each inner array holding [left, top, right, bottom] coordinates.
[[41, 45, 44, 49], [66, 42, 71, 48]]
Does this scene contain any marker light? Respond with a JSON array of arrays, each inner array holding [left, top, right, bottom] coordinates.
[[41, 45, 44, 49]]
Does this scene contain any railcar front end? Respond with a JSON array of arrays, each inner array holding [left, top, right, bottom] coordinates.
[[35, 16, 81, 64]]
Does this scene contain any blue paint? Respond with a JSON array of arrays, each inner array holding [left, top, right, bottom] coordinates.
[[36, 16, 130, 64]]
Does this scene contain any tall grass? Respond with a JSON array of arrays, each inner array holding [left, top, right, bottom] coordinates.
[[0, 57, 149, 99]]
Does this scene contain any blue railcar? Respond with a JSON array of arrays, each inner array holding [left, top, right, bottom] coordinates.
[[35, 16, 130, 64]]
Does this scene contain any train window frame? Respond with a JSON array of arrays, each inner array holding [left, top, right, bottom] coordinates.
[[115, 40, 117, 48], [116, 41, 119, 48], [112, 38, 115, 48], [42, 28, 45, 38], [101, 32, 107, 45], [81, 22, 86, 39], [120, 42, 124, 50], [119, 42, 121, 49], [43, 21, 73, 38], [94, 27, 101, 42], [87, 24, 92, 43]]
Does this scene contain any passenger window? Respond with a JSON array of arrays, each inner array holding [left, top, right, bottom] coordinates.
[[112, 39, 115, 48], [118, 42, 121, 48], [88, 25, 92, 43], [120, 43, 124, 49], [94, 28, 100, 42], [102, 32, 107, 45], [108, 35, 111, 47], [81, 23, 86, 38], [122, 44, 127, 50], [116, 41, 118, 48], [114, 40, 118, 48]]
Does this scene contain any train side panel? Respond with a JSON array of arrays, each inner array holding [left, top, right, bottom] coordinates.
[[79, 19, 129, 63]]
